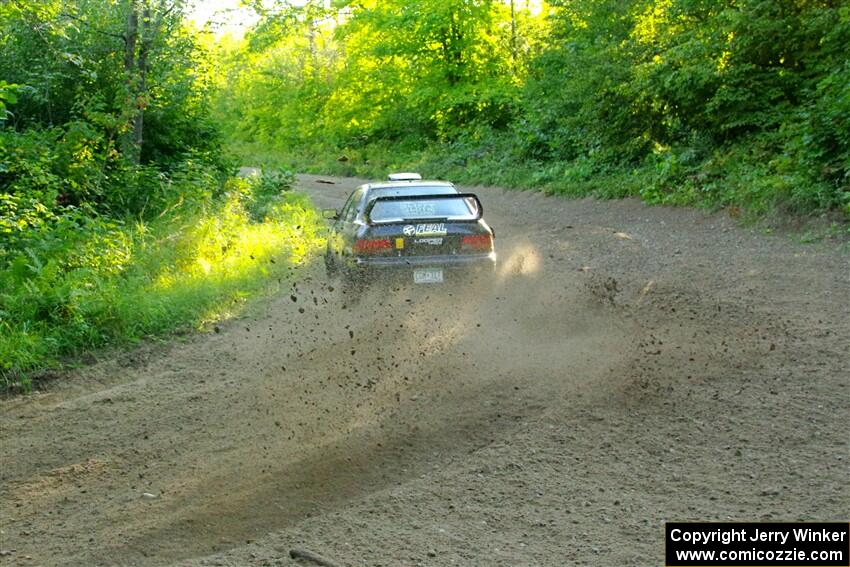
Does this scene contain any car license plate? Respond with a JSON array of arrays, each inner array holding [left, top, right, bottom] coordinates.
[[413, 268, 443, 284]]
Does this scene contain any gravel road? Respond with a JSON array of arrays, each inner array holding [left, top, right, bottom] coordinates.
[[1, 174, 847, 566]]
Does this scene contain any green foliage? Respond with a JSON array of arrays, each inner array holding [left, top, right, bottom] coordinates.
[[515, 0, 850, 215], [0, 1, 322, 390], [216, 0, 546, 147], [214, 0, 849, 220], [0, 169, 324, 390], [242, 167, 296, 221], [0, 81, 19, 121], [0, 0, 226, 169]]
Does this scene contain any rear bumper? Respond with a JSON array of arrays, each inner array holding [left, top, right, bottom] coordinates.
[[345, 252, 496, 282], [353, 252, 496, 269]]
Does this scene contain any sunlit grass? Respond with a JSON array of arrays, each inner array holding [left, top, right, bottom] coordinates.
[[0, 178, 325, 391]]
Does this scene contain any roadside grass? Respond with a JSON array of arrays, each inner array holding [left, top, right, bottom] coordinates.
[[0, 173, 325, 392], [229, 138, 849, 236]]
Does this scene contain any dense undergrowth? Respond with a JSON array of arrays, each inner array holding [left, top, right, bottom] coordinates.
[[0, 164, 323, 391]]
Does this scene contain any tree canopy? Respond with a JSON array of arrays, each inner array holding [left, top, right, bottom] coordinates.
[[217, 0, 849, 216]]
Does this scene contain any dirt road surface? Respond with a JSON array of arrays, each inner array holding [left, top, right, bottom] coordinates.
[[1, 175, 848, 566]]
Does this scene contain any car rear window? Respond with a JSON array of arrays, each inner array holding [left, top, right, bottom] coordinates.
[[368, 196, 480, 223]]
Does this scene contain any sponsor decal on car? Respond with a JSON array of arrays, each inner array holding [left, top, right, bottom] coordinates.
[[402, 223, 447, 237]]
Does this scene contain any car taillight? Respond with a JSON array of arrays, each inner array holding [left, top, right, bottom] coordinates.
[[353, 238, 392, 254], [461, 233, 493, 251]]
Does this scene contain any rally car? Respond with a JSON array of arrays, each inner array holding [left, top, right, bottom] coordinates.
[[323, 173, 496, 284]]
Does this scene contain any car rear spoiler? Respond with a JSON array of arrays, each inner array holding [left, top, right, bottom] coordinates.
[[364, 193, 484, 225]]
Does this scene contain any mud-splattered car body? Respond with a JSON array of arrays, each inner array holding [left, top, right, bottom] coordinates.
[[324, 177, 496, 284]]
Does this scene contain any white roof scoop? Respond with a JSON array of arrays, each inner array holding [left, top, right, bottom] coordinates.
[[387, 172, 422, 181]]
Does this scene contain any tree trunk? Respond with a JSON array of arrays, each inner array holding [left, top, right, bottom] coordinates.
[[121, 0, 140, 162], [133, 4, 153, 162], [123, 0, 138, 74]]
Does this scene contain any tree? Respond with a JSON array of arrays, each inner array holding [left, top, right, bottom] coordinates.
[[121, 0, 183, 164]]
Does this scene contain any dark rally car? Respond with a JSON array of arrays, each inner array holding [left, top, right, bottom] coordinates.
[[323, 174, 496, 284]]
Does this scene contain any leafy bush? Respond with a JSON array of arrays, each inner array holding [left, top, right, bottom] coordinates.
[[0, 167, 324, 390]]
